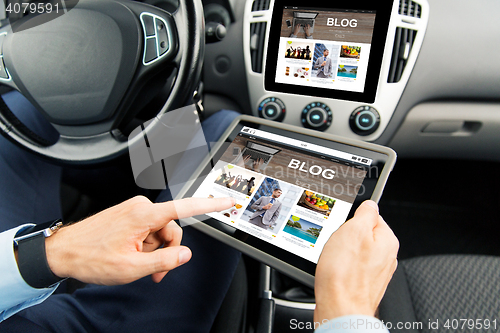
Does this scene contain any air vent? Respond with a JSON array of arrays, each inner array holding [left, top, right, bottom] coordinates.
[[399, 0, 422, 18], [387, 27, 417, 83], [252, 0, 271, 11], [250, 22, 267, 73]]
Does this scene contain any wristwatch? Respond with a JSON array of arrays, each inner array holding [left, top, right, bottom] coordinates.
[[13, 219, 66, 289]]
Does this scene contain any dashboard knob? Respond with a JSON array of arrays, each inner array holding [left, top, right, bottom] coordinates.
[[258, 97, 286, 122], [301, 102, 332, 131], [349, 106, 380, 136]]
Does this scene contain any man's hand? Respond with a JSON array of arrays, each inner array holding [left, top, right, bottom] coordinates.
[[314, 200, 399, 322], [252, 158, 264, 171], [321, 61, 327, 67], [262, 203, 273, 210], [235, 155, 250, 168], [304, 24, 312, 37], [45, 196, 235, 285], [293, 24, 300, 36]]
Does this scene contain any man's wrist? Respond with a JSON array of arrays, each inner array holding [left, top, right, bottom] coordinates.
[[45, 227, 71, 279], [315, 315, 388, 332], [314, 303, 373, 324], [16, 228, 66, 288]]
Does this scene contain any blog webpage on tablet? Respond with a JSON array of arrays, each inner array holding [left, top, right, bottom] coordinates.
[[275, 6, 376, 93], [193, 127, 373, 263]]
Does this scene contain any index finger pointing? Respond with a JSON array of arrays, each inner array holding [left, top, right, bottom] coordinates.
[[155, 197, 236, 225]]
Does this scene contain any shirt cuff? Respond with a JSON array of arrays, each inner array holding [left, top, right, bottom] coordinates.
[[0, 224, 59, 322], [306, 35, 313, 39], [290, 34, 297, 38], [315, 315, 389, 332]]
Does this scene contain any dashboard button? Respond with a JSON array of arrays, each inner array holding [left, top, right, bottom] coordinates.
[[142, 15, 155, 37], [144, 38, 158, 63], [301, 102, 332, 131], [258, 97, 286, 122], [156, 19, 169, 55], [307, 108, 326, 127], [264, 103, 279, 118], [357, 111, 375, 130], [349, 106, 380, 136]]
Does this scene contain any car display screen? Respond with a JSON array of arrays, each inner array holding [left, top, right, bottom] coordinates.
[[265, 0, 393, 103], [276, 7, 375, 93]]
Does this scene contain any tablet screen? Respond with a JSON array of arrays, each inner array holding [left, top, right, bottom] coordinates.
[[264, 0, 392, 103], [191, 125, 376, 265]]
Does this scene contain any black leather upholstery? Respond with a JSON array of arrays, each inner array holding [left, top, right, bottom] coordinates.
[[379, 255, 500, 333], [210, 258, 248, 333]]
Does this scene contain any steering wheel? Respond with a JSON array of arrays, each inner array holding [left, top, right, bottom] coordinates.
[[0, 0, 204, 165]]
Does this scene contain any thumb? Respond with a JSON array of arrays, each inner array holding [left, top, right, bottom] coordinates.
[[351, 200, 380, 229], [356, 200, 379, 215], [135, 246, 192, 278]]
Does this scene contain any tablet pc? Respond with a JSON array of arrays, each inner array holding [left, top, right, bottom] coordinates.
[[176, 116, 396, 287], [264, 0, 393, 103]]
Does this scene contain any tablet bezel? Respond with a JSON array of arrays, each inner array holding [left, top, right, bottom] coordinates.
[[264, 0, 393, 103], [176, 116, 396, 288]]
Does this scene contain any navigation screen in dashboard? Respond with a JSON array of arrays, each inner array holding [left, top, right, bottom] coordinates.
[[265, 1, 392, 103], [192, 126, 372, 264], [277, 7, 375, 93]]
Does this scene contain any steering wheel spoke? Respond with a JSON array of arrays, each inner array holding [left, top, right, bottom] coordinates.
[[0, 32, 18, 91], [0, 0, 203, 165], [138, 12, 177, 67]]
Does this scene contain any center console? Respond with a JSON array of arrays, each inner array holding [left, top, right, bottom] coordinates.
[[244, 0, 429, 141]]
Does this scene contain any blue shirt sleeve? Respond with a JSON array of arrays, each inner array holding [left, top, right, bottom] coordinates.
[[315, 315, 390, 333], [0, 225, 59, 322]]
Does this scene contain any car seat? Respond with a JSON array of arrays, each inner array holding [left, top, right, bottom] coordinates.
[[379, 255, 500, 332]]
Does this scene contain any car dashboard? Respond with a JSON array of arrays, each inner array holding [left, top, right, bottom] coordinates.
[[203, 0, 500, 162]]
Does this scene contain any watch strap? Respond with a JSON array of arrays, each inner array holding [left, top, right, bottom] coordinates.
[[17, 232, 63, 289]]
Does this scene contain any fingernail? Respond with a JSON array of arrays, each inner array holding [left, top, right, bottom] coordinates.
[[178, 248, 191, 265], [363, 200, 379, 213], [227, 197, 236, 206]]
